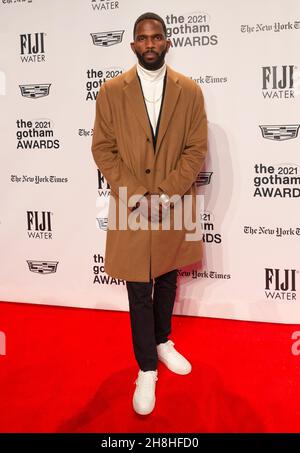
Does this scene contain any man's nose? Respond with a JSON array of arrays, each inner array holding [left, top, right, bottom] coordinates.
[[145, 37, 155, 48]]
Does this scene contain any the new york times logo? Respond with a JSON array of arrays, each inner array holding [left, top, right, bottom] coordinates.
[[241, 20, 300, 34], [20, 32, 46, 63], [262, 65, 295, 99], [27, 211, 53, 239], [265, 268, 298, 301]]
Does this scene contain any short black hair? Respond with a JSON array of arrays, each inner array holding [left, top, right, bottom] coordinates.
[[133, 12, 167, 39]]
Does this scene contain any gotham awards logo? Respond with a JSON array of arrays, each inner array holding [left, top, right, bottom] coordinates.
[[86, 67, 124, 101], [253, 163, 300, 198], [165, 12, 218, 47], [196, 172, 221, 244], [93, 254, 125, 285], [20, 32, 46, 63], [201, 211, 221, 244], [16, 118, 60, 150]]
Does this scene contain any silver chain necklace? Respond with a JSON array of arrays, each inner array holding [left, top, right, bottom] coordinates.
[[144, 92, 162, 103]]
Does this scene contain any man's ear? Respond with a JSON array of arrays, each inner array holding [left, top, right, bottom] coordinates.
[[166, 39, 171, 52], [130, 42, 136, 54]]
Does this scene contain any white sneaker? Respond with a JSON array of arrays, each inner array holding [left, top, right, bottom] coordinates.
[[133, 370, 158, 415], [157, 340, 192, 375]]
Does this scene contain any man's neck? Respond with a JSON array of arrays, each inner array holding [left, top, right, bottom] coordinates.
[[137, 62, 166, 82]]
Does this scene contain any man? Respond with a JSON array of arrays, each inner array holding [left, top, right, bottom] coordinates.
[[91, 12, 207, 415]]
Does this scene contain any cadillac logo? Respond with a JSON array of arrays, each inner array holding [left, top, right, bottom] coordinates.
[[259, 124, 299, 141], [91, 30, 124, 46], [196, 172, 213, 186], [19, 84, 51, 99], [96, 217, 108, 231], [27, 260, 58, 274]]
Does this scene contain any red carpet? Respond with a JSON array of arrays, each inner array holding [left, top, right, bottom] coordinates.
[[0, 300, 300, 433]]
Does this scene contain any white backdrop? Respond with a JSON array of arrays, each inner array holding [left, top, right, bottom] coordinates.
[[1, 0, 300, 323]]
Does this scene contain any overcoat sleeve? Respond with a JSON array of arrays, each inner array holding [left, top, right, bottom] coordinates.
[[158, 84, 207, 198], [91, 84, 148, 207]]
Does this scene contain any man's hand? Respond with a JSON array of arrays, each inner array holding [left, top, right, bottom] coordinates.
[[132, 193, 169, 223], [132, 194, 151, 220]]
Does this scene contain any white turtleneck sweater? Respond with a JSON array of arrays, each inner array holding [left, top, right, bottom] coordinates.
[[136, 62, 166, 135]]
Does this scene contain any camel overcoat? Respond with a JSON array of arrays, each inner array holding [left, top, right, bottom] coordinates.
[[91, 64, 207, 282]]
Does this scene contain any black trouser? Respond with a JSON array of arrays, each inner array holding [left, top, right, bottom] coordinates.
[[126, 269, 178, 371]]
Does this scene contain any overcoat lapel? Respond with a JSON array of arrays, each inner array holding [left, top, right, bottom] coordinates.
[[155, 67, 181, 156], [123, 66, 152, 139], [123, 65, 182, 156]]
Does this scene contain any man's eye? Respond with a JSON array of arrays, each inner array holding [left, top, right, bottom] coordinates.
[[155, 36, 162, 40]]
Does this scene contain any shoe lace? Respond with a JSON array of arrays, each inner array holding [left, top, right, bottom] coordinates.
[[165, 340, 175, 351], [135, 370, 158, 387]]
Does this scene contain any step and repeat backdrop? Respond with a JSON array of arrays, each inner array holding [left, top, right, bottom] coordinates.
[[0, 0, 299, 323]]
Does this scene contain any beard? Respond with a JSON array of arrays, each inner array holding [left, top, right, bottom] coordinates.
[[135, 47, 168, 70]]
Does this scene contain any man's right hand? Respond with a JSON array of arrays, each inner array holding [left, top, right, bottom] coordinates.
[[132, 194, 151, 220], [132, 194, 168, 223]]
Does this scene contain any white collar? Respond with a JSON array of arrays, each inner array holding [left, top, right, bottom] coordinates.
[[137, 62, 166, 83]]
